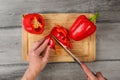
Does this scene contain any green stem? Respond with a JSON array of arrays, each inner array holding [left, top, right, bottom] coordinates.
[[89, 13, 99, 22], [22, 14, 25, 18]]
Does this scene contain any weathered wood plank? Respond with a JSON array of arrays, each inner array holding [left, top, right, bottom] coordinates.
[[96, 23, 120, 60], [0, 0, 120, 27], [0, 0, 120, 80], [0, 23, 120, 64], [0, 61, 120, 80], [0, 28, 23, 64]]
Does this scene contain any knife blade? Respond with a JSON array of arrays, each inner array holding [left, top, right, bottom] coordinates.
[[51, 34, 96, 75], [51, 34, 82, 67]]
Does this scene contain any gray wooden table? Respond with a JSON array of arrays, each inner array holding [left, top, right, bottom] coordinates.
[[0, 0, 120, 80]]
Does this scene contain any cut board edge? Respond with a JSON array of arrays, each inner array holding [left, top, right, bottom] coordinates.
[[22, 13, 96, 62]]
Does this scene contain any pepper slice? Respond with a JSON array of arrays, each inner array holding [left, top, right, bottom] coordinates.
[[51, 25, 72, 49], [23, 13, 45, 34], [46, 34, 55, 49], [69, 13, 98, 41]]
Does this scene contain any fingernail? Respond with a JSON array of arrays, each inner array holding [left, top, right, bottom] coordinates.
[[48, 45, 51, 48], [34, 41, 39, 43], [86, 75, 88, 78], [46, 38, 50, 41]]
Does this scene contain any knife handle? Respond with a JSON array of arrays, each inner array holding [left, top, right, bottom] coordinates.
[[73, 58, 96, 76]]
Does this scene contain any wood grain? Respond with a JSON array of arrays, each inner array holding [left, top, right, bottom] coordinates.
[[22, 13, 96, 62], [22, 27, 28, 61]]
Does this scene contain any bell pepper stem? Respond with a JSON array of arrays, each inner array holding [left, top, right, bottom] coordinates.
[[22, 14, 25, 18], [90, 13, 99, 22]]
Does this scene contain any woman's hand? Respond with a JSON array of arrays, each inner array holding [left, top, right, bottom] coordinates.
[[22, 38, 51, 80], [28, 38, 50, 74], [81, 63, 107, 80]]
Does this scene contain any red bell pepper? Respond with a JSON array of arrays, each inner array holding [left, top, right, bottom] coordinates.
[[69, 13, 99, 41], [51, 25, 72, 49], [23, 13, 45, 34], [46, 34, 55, 49]]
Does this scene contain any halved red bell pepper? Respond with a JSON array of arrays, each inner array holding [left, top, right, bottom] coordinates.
[[69, 13, 99, 41], [46, 34, 55, 49], [51, 25, 72, 49], [23, 13, 45, 34]]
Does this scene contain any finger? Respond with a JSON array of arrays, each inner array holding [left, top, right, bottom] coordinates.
[[43, 46, 50, 62], [96, 72, 104, 77], [81, 63, 97, 80], [87, 77, 91, 80], [35, 38, 49, 55], [30, 38, 45, 51], [96, 72, 106, 80], [86, 75, 91, 80]]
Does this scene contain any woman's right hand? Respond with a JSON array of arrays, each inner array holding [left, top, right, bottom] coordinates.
[[81, 63, 107, 80]]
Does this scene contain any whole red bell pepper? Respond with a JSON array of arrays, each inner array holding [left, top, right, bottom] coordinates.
[[51, 25, 72, 49], [46, 34, 55, 49], [69, 13, 99, 41], [23, 13, 45, 34]]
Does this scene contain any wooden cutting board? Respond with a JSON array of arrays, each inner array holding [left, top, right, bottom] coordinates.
[[22, 13, 96, 62]]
